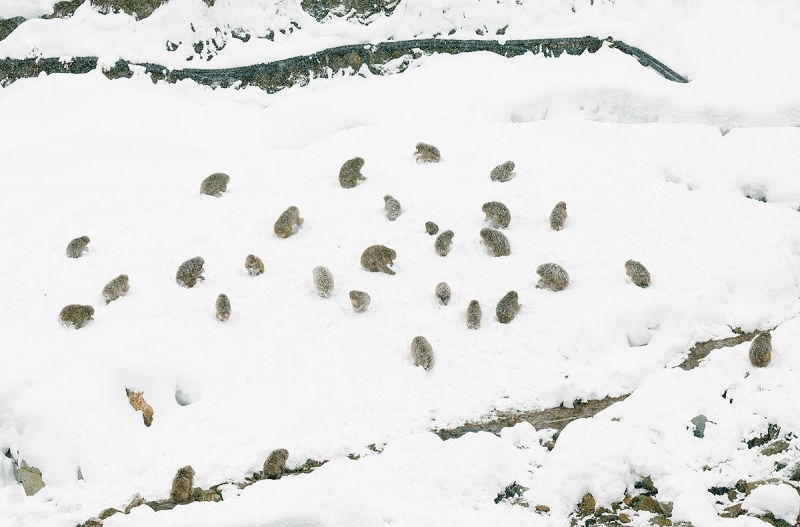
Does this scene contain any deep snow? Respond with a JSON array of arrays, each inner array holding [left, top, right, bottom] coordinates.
[[2, 1, 800, 527]]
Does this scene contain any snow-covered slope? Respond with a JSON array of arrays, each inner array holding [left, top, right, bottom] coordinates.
[[2, 1, 800, 527]]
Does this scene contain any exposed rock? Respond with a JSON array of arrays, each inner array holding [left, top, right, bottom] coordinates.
[[0, 17, 25, 42], [788, 462, 800, 481], [578, 493, 596, 516], [535, 504, 551, 512], [18, 460, 45, 496], [146, 499, 176, 511], [83, 518, 103, 527], [761, 440, 789, 456], [635, 476, 658, 496], [721, 503, 743, 518], [691, 415, 707, 438], [190, 487, 222, 502], [301, 0, 399, 23], [124, 493, 146, 513], [98, 508, 119, 519], [494, 482, 528, 505], [631, 495, 664, 515], [650, 516, 672, 527], [748, 423, 781, 448], [678, 330, 758, 370]]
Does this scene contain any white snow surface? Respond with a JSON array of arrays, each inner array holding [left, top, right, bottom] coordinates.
[[2, 1, 800, 527]]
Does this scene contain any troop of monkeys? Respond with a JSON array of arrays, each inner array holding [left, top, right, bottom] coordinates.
[[58, 142, 772, 372]]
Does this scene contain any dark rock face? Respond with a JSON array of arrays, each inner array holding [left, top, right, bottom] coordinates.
[[0, 17, 25, 41], [301, 0, 400, 23]]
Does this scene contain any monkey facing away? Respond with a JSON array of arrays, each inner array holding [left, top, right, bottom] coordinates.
[[102, 274, 130, 304], [435, 230, 454, 257], [361, 245, 397, 275], [245, 254, 264, 276], [550, 201, 567, 231], [435, 282, 451, 305], [263, 448, 289, 479], [170, 466, 195, 502], [482, 201, 511, 229], [313, 266, 334, 297], [274, 206, 304, 238], [200, 172, 230, 197], [176, 257, 205, 288], [536, 263, 570, 292], [490, 161, 515, 182], [425, 221, 439, 235], [749, 332, 772, 367], [349, 290, 371, 313], [625, 260, 651, 288], [384, 195, 402, 221], [66, 236, 90, 258], [466, 300, 481, 329], [59, 304, 94, 329], [339, 157, 365, 188], [496, 291, 520, 324], [216, 294, 231, 321], [480, 228, 511, 257], [415, 142, 441, 163], [411, 336, 435, 370]]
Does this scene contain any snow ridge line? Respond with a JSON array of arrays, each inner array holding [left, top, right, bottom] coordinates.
[[0, 36, 689, 91]]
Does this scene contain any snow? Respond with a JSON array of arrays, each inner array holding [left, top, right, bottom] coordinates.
[[2, 1, 800, 527]]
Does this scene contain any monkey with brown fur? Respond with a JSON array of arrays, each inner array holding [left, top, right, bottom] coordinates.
[[466, 300, 481, 329], [216, 294, 231, 321], [536, 263, 570, 291], [59, 304, 94, 329], [200, 172, 230, 197], [313, 267, 334, 297], [170, 466, 195, 503], [384, 195, 402, 221], [435, 230, 454, 257], [435, 282, 451, 305], [245, 254, 264, 276], [425, 221, 439, 235], [66, 236, 90, 258], [749, 332, 772, 367], [349, 290, 371, 313], [415, 143, 441, 163], [274, 206, 304, 238], [361, 245, 397, 275], [126, 388, 154, 427], [176, 257, 205, 288], [625, 260, 651, 288], [490, 161, 515, 182], [550, 201, 567, 231], [411, 336, 434, 370], [263, 449, 289, 479], [496, 291, 520, 324], [102, 274, 130, 304], [480, 228, 511, 257], [339, 157, 365, 188], [482, 202, 511, 229]]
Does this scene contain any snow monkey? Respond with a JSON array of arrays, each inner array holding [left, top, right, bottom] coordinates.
[[102, 274, 130, 304], [59, 304, 94, 329], [384, 195, 402, 221], [170, 466, 195, 502], [550, 201, 567, 231], [274, 206, 304, 238], [176, 257, 205, 288], [411, 336, 434, 370], [490, 161, 515, 182], [415, 142, 441, 163], [482, 201, 511, 229], [480, 228, 511, 257], [749, 332, 772, 368], [245, 254, 264, 276], [536, 263, 570, 292], [339, 157, 365, 188], [66, 236, 90, 258], [361, 245, 397, 275], [466, 300, 481, 329], [435, 230, 454, 257], [425, 221, 439, 235], [263, 448, 289, 479], [200, 172, 229, 197], [496, 291, 520, 324], [625, 260, 650, 288], [215, 294, 231, 321], [125, 388, 154, 427], [435, 282, 451, 305], [313, 266, 334, 297], [349, 290, 371, 313]]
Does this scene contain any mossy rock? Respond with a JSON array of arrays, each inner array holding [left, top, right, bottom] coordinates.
[[761, 440, 789, 456]]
